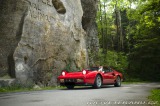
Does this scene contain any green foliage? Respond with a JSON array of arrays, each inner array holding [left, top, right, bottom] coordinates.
[[64, 63, 72, 72], [96, 0, 160, 81], [148, 89, 160, 106], [127, 0, 160, 81], [97, 50, 128, 73]]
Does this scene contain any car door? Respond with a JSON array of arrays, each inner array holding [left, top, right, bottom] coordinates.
[[102, 67, 115, 84]]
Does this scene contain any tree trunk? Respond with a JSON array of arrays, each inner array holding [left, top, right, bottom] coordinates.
[[115, 0, 123, 51], [115, 0, 120, 51], [104, 1, 108, 53], [118, 10, 123, 51]]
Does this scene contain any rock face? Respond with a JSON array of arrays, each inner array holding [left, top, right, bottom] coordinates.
[[0, 0, 98, 86], [81, 0, 99, 65]]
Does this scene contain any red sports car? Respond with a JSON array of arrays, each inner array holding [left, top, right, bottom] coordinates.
[[58, 66, 123, 89]]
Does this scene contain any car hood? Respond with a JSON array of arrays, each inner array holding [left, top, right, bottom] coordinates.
[[66, 72, 83, 75]]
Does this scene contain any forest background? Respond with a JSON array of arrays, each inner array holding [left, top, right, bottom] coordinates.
[[95, 0, 160, 81]]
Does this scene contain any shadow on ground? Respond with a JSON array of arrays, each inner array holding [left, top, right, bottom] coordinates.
[[60, 85, 116, 90]]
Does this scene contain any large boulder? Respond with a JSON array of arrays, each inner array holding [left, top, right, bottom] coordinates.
[[0, 0, 98, 86]]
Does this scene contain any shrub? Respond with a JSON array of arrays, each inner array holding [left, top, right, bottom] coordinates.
[[97, 49, 128, 73], [148, 89, 160, 106]]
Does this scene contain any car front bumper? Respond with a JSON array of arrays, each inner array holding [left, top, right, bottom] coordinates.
[[58, 76, 94, 86]]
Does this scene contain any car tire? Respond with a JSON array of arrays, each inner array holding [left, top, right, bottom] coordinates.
[[114, 76, 121, 87], [93, 75, 102, 89], [66, 85, 74, 89]]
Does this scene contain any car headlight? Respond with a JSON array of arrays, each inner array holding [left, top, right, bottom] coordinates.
[[82, 70, 86, 75], [62, 71, 65, 76]]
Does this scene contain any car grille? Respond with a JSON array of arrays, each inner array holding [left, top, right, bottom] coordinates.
[[64, 79, 77, 83]]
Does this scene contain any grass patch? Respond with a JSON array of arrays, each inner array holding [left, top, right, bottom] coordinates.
[[0, 75, 12, 79], [148, 89, 160, 106], [122, 81, 150, 84], [122, 82, 143, 84], [122, 78, 150, 84], [0, 85, 65, 93], [0, 87, 33, 93], [122, 77, 151, 84]]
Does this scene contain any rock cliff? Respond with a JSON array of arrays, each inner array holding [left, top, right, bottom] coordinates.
[[81, 0, 99, 65], [0, 0, 98, 86]]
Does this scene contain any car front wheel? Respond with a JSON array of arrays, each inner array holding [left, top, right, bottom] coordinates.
[[93, 75, 102, 89], [114, 76, 121, 87]]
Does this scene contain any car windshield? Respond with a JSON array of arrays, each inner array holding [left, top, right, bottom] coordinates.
[[88, 67, 99, 71]]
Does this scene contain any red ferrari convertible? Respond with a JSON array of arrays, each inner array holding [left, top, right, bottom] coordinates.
[[58, 66, 123, 89]]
